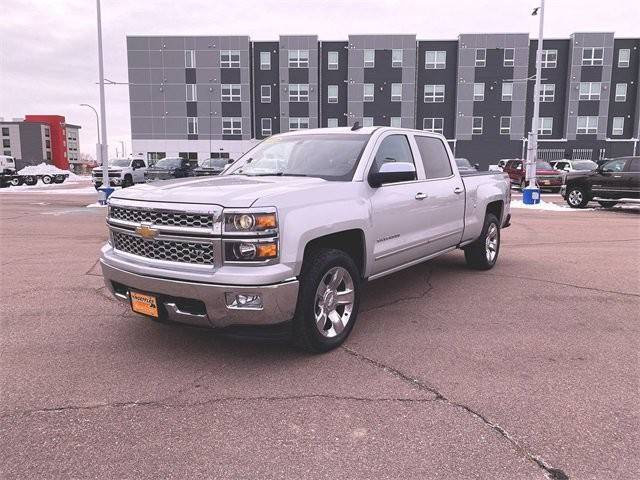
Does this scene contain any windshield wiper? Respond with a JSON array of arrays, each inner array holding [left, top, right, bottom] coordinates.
[[247, 172, 309, 177]]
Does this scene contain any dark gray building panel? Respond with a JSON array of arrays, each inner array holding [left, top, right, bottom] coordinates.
[[252, 41, 280, 139], [320, 41, 348, 127], [608, 38, 639, 138]]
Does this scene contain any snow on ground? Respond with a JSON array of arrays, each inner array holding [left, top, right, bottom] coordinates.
[[0, 175, 97, 194], [86, 202, 107, 208], [510, 199, 593, 212]]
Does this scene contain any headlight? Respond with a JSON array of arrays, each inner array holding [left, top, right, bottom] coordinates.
[[224, 240, 278, 262], [224, 212, 277, 233]]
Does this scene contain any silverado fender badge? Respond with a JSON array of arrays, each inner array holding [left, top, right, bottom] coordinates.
[[136, 224, 159, 240]]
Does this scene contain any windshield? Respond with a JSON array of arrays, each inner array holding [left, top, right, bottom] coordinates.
[[536, 161, 553, 170], [110, 159, 130, 167], [572, 160, 597, 171], [154, 158, 182, 169], [226, 134, 371, 181], [200, 158, 228, 169], [455, 158, 473, 168]]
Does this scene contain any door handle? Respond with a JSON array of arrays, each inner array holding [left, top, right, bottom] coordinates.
[[453, 187, 464, 194], [415, 192, 428, 200]]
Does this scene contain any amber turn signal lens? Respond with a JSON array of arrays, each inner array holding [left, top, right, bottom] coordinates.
[[256, 242, 278, 258], [255, 214, 277, 230]]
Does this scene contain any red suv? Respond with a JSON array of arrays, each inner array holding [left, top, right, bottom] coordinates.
[[503, 159, 563, 192]]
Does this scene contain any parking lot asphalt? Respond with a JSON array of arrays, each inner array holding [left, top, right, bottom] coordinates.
[[1, 190, 638, 480]]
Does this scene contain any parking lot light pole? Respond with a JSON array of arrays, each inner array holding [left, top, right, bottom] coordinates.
[[95, 0, 111, 203], [524, 0, 545, 205]]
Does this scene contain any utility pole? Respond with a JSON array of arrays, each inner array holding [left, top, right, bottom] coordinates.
[[524, 0, 545, 204], [96, 0, 110, 202]]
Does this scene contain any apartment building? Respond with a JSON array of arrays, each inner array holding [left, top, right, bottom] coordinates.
[[127, 33, 639, 168]]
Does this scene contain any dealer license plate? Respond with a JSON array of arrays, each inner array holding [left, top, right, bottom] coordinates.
[[130, 291, 159, 317]]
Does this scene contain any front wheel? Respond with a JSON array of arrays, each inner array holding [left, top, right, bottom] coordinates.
[[292, 249, 361, 353], [566, 186, 589, 208], [122, 175, 133, 188], [9, 177, 23, 186], [464, 213, 500, 270]]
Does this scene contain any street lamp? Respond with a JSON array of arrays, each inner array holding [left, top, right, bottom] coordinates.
[[79, 104, 101, 166], [524, 0, 546, 205]]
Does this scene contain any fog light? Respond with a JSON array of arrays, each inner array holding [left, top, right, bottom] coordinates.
[[225, 293, 264, 310]]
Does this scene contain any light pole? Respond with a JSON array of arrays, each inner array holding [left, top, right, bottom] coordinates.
[[524, 0, 545, 204], [79, 103, 100, 165], [95, 0, 110, 202]]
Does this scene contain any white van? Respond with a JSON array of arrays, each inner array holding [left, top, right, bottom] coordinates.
[[0, 155, 17, 174]]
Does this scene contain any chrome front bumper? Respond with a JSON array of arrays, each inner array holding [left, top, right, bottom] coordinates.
[[101, 261, 299, 329]]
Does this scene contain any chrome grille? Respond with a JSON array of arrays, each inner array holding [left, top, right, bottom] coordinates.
[[110, 206, 214, 229], [112, 231, 215, 265]]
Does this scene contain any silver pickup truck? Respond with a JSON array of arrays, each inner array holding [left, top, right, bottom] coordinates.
[[101, 127, 511, 352]]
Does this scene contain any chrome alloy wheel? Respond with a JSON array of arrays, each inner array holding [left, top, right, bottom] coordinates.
[[314, 266, 355, 338], [568, 189, 583, 207], [485, 223, 499, 263]]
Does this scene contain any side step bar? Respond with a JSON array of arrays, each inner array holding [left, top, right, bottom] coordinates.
[[592, 197, 640, 204]]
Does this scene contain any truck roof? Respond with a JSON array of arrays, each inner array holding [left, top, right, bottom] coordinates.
[[277, 126, 446, 139]]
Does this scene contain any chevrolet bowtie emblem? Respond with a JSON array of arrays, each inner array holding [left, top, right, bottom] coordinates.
[[136, 225, 158, 240]]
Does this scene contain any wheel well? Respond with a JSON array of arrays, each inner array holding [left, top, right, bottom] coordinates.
[[124, 173, 133, 179], [486, 200, 503, 221], [303, 230, 365, 276]]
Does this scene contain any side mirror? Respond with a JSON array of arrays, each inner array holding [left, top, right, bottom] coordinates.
[[368, 162, 416, 188]]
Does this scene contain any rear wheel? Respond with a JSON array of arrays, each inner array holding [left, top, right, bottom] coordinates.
[[41, 175, 52, 184], [53, 175, 65, 184], [24, 176, 37, 186], [464, 213, 500, 270], [566, 186, 589, 208], [9, 177, 23, 186], [292, 248, 361, 353], [597, 201, 618, 208]]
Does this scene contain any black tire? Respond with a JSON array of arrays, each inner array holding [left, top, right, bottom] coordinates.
[[9, 177, 24, 186], [565, 185, 589, 208], [41, 175, 52, 184], [53, 175, 65, 184], [24, 176, 37, 186], [292, 248, 361, 353], [597, 201, 618, 208], [464, 213, 500, 271], [520, 179, 527, 191], [122, 175, 133, 188]]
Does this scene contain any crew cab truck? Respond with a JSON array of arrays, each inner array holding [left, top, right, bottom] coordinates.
[[92, 158, 147, 189], [561, 156, 640, 208], [100, 127, 511, 352]]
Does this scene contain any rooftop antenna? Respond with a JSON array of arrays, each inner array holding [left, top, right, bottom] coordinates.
[[351, 121, 362, 131]]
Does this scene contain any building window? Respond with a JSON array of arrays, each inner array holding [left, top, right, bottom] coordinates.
[[327, 118, 338, 128], [221, 84, 241, 102], [186, 84, 197, 101], [582, 47, 604, 66], [538, 117, 553, 135], [328, 51, 339, 70], [424, 84, 445, 103], [392, 49, 403, 68], [2, 139, 10, 148], [327, 85, 338, 103], [187, 117, 198, 134], [362, 117, 374, 127], [615, 83, 627, 102], [475, 48, 486, 67], [541, 49, 557, 68], [45, 139, 50, 148], [423, 118, 444, 134], [503, 48, 515, 67], [44, 128, 50, 138], [185, 50, 195, 68], [1, 127, 8, 136], [579, 82, 600, 101], [390, 117, 401, 127], [618, 49, 630, 68], [288, 50, 309, 68], [260, 51, 271, 70], [500, 117, 511, 134], [502, 82, 513, 101], [222, 117, 242, 135], [391, 83, 402, 102], [220, 50, 240, 68], [612, 117, 624, 135], [261, 85, 271, 103], [576, 116, 598, 134], [539, 84, 555, 102], [473, 83, 485, 101], [425, 50, 446, 69], [289, 117, 309, 130], [363, 83, 374, 102], [261, 118, 272, 136], [472, 117, 483, 134], [364, 49, 375, 68], [289, 84, 309, 102], [46, 151, 52, 161]]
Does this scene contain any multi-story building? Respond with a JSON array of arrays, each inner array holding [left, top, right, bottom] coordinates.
[[127, 33, 639, 168]]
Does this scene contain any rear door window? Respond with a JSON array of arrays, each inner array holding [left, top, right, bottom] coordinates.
[[627, 158, 639, 172], [414, 136, 453, 179]]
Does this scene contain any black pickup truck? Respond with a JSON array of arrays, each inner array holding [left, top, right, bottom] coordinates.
[[561, 156, 640, 208]]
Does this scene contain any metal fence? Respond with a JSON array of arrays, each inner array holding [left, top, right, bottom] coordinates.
[[572, 148, 593, 160], [537, 149, 565, 161]]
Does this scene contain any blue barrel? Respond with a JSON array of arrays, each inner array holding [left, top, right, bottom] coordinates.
[[522, 186, 541, 205], [98, 186, 115, 205]]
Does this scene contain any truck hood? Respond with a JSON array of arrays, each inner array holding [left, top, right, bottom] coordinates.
[[109, 174, 328, 207]]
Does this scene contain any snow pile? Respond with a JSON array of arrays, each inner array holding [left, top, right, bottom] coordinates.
[[18, 163, 82, 180], [511, 199, 592, 212]]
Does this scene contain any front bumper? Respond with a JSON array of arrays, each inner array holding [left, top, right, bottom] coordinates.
[[93, 177, 122, 186], [101, 260, 299, 329]]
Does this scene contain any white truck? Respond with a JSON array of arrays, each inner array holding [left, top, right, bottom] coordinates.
[[0, 155, 69, 187], [92, 158, 147, 189], [100, 127, 511, 352]]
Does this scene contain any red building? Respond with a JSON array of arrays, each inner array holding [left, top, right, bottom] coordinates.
[[24, 115, 69, 170]]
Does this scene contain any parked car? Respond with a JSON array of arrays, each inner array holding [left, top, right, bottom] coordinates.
[[455, 158, 479, 171], [92, 158, 147, 189], [144, 157, 194, 181], [488, 159, 511, 172], [561, 156, 640, 208], [101, 126, 511, 352], [503, 159, 563, 191], [194, 158, 233, 176], [550, 159, 597, 172]]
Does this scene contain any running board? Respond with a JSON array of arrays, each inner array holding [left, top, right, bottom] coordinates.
[[592, 197, 640, 204]]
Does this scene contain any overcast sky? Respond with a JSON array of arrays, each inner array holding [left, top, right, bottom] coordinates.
[[1, 0, 638, 158]]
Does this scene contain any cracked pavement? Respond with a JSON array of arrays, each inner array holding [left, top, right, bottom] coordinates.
[[1, 192, 638, 479]]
